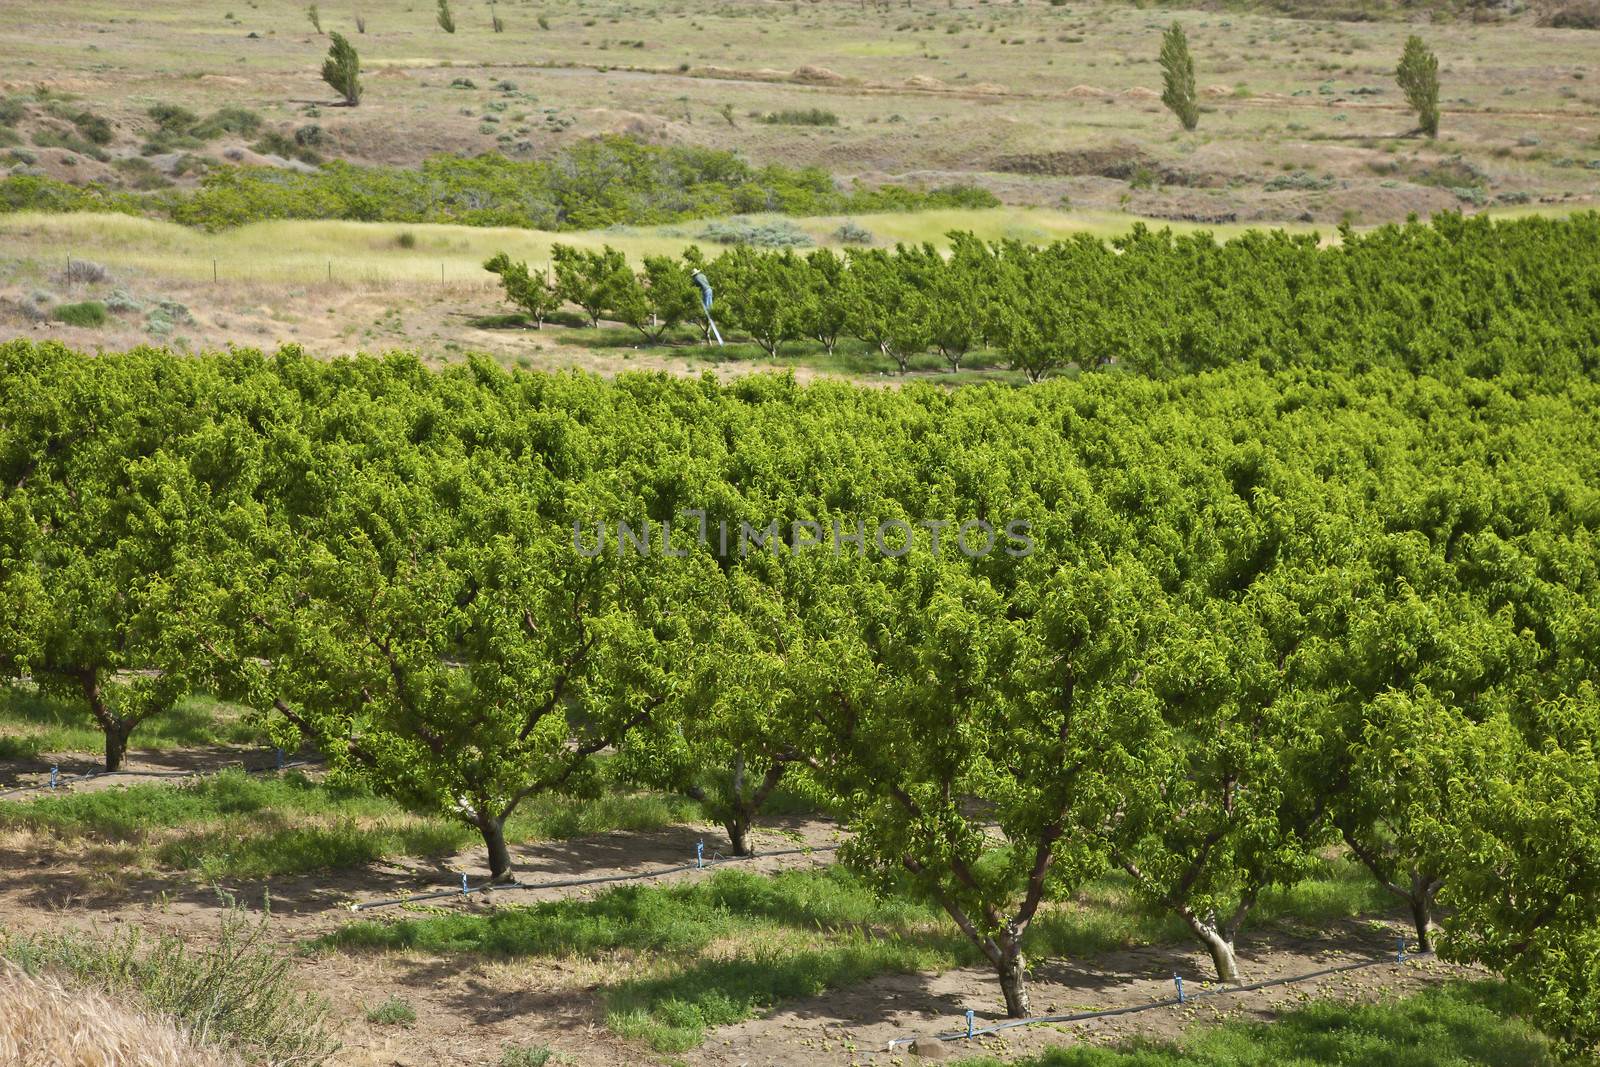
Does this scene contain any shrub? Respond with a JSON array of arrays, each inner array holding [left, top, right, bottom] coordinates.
[[832, 220, 873, 244], [105, 287, 143, 313], [1, 902, 338, 1065], [437, 0, 456, 32], [396, 230, 417, 249], [759, 108, 839, 126], [499, 1046, 553, 1067], [191, 107, 262, 138], [70, 109, 115, 146], [62, 258, 109, 285], [1546, 1, 1600, 29], [0, 962, 236, 1067], [698, 217, 814, 247], [52, 301, 108, 327], [148, 103, 200, 133]]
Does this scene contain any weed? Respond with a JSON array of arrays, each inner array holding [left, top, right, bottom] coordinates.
[[365, 995, 416, 1026]]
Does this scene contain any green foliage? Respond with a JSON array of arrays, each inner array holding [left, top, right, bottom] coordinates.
[[365, 995, 415, 1025], [148, 139, 995, 231], [2, 901, 339, 1065], [7, 249, 1600, 1045], [436, 0, 455, 32], [499, 1046, 553, 1067], [51, 300, 107, 327], [698, 217, 814, 247], [1160, 22, 1200, 131], [1397, 35, 1441, 137], [321, 32, 362, 106], [758, 108, 839, 126], [483, 252, 560, 327]]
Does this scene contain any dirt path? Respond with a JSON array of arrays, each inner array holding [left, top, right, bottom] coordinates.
[[690, 917, 1481, 1066], [1, 810, 1482, 1067], [0, 744, 317, 796]]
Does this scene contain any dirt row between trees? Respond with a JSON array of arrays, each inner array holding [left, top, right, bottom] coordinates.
[[0, 751, 1481, 1066]]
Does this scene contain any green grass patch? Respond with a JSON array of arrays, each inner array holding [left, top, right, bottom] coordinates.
[[0, 684, 264, 756], [955, 981, 1571, 1067], [51, 300, 107, 327], [0, 765, 708, 877], [365, 994, 416, 1026], [318, 855, 1400, 1052]]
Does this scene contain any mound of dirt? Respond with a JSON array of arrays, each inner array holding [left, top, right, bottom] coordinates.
[[970, 82, 1008, 95], [993, 142, 1216, 187], [580, 108, 677, 141], [791, 65, 848, 84], [0, 962, 240, 1067], [905, 74, 945, 90], [1121, 86, 1160, 99], [1202, 83, 1234, 96], [1066, 84, 1109, 97]]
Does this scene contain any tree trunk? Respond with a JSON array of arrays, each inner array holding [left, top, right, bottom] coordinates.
[[996, 942, 1030, 1018], [477, 813, 514, 883], [1197, 925, 1241, 983], [79, 668, 129, 773], [1409, 872, 1438, 952], [1180, 908, 1243, 983], [725, 816, 750, 857], [104, 721, 131, 773]]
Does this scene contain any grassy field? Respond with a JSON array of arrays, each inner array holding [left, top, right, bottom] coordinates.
[[4, 0, 1598, 228], [0, 208, 1335, 287]]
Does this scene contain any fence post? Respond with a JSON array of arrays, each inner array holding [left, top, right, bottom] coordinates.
[[696, 840, 704, 869], [49, 765, 59, 790], [965, 1008, 975, 1038], [1174, 973, 1185, 1004]]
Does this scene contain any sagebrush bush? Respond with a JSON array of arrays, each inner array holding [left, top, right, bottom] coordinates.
[[698, 217, 814, 247]]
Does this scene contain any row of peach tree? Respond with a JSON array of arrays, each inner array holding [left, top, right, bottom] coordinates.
[[1, 340, 1597, 1046]]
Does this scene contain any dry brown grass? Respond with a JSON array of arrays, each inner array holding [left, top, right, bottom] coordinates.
[[0, 960, 240, 1067]]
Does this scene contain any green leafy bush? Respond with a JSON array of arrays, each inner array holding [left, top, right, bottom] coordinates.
[[52, 301, 107, 327]]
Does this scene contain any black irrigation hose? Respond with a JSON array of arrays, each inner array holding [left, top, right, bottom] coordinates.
[[349, 843, 843, 911], [886, 948, 1438, 1049], [0, 755, 319, 799]]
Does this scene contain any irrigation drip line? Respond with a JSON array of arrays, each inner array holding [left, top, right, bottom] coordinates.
[[886, 946, 1437, 1050], [0, 754, 319, 799], [350, 843, 843, 911]]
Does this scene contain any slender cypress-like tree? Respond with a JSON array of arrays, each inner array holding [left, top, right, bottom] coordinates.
[[1396, 35, 1440, 137], [321, 32, 362, 106], [1160, 22, 1199, 132]]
